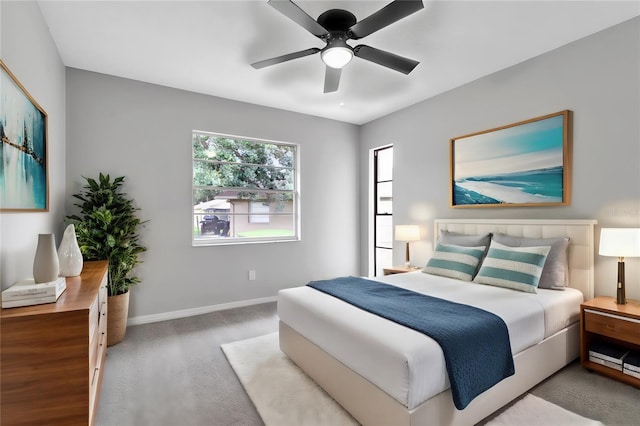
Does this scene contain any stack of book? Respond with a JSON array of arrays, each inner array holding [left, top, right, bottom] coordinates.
[[623, 351, 640, 379], [588, 340, 629, 371], [1, 277, 67, 308]]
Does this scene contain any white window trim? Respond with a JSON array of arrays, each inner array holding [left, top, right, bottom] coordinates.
[[192, 130, 300, 246]]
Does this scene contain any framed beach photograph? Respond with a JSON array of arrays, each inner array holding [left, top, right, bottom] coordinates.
[[1, 60, 48, 211], [450, 110, 572, 208]]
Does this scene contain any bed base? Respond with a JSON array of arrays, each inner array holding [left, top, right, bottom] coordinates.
[[280, 320, 580, 426]]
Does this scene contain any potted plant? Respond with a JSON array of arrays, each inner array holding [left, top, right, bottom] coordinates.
[[67, 173, 147, 346]]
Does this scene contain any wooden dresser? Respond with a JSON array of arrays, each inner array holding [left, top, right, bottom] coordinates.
[[1, 260, 108, 425]]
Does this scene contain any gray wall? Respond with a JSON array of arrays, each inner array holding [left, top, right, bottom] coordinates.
[[2, 2, 638, 321], [0, 1, 67, 288], [65, 69, 360, 320], [359, 17, 640, 299]]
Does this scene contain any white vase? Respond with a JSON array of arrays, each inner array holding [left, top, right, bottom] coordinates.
[[58, 224, 84, 277], [33, 233, 60, 283]]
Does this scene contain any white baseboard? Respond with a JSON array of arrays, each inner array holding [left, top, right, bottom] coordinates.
[[126, 295, 278, 326]]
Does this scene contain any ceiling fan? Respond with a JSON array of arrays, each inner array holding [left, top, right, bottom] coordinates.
[[251, 0, 424, 93]]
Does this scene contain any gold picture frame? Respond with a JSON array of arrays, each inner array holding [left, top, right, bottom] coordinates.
[[0, 60, 49, 211], [450, 110, 572, 208]]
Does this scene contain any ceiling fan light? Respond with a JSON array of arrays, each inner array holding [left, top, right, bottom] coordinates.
[[321, 47, 353, 69]]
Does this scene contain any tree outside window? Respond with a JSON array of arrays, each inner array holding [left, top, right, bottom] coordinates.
[[192, 131, 299, 245]]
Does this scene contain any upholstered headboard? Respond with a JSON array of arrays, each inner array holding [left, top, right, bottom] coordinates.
[[433, 219, 597, 300]]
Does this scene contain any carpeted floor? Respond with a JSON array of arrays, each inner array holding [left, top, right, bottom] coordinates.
[[487, 394, 603, 426], [528, 357, 640, 425], [96, 302, 279, 426], [96, 302, 640, 426]]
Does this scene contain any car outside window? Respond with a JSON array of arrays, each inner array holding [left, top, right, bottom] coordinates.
[[192, 131, 299, 245]]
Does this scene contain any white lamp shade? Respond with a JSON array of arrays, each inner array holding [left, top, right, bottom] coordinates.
[[599, 228, 640, 257], [321, 47, 353, 69], [395, 225, 420, 242]]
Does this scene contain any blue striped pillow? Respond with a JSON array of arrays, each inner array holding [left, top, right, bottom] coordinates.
[[423, 243, 486, 281], [473, 241, 551, 293]]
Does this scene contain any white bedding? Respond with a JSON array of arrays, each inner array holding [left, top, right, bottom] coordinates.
[[277, 271, 583, 410]]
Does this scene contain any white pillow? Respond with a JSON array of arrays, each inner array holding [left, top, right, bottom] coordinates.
[[473, 241, 551, 293]]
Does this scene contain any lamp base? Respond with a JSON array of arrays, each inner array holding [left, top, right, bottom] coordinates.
[[405, 242, 410, 267], [616, 260, 626, 305], [616, 284, 626, 304]]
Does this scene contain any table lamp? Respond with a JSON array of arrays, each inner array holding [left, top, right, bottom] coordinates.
[[599, 228, 640, 304], [395, 225, 420, 266]]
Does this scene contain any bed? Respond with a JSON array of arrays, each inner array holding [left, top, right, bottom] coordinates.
[[277, 219, 597, 426]]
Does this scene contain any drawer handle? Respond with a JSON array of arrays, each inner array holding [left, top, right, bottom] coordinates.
[[606, 324, 617, 331]]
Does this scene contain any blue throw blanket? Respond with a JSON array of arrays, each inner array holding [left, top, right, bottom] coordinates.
[[308, 276, 515, 410]]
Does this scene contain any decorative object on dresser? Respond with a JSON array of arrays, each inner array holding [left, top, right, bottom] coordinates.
[[598, 228, 640, 304], [1, 261, 108, 426], [33, 233, 59, 283], [580, 296, 640, 388], [67, 173, 147, 346], [58, 223, 84, 277], [395, 224, 420, 266], [1, 276, 66, 308]]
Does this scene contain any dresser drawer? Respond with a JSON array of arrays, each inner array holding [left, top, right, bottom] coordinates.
[[98, 287, 107, 329], [89, 297, 107, 383], [89, 296, 99, 341], [89, 320, 107, 425], [90, 326, 106, 385], [89, 297, 100, 378], [584, 309, 640, 345], [98, 273, 108, 307]]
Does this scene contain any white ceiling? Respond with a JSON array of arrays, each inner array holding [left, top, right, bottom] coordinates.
[[38, 1, 639, 125]]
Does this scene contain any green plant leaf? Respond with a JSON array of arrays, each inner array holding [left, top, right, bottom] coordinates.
[[66, 174, 148, 296]]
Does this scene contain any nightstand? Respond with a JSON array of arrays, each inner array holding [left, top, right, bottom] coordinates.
[[383, 265, 421, 276], [580, 296, 640, 387]]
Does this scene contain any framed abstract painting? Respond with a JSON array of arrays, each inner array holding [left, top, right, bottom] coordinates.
[[450, 110, 572, 208], [1, 60, 48, 211]]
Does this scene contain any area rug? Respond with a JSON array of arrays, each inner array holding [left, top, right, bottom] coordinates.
[[222, 332, 603, 426], [486, 394, 603, 426], [221, 332, 357, 426]]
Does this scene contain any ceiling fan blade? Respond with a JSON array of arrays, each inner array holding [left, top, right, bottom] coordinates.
[[349, 0, 424, 39], [353, 45, 419, 74], [324, 66, 342, 93], [251, 47, 321, 69], [268, 0, 328, 37]]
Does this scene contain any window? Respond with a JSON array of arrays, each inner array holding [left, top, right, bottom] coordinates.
[[249, 201, 270, 224], [373, 146, 393, 276], [192, 131, 299, 245]]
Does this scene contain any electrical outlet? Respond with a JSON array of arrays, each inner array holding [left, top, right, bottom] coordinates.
[[248, 270, 256, 281]]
